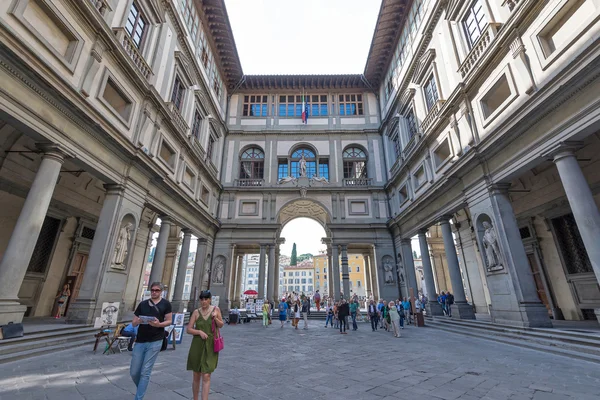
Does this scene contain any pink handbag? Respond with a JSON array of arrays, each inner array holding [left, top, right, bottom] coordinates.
[[211, 315, 224, 352]]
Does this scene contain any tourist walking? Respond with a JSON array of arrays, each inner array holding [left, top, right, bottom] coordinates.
[[438, 292, 447, 316], [377, 299, 385, 328], [262, 301, 270, 327], [350, 298, 359, 331], [314, 290, 321, 311], [446, 292, 454, 317], [302, 297, 310, 329], [278, 298, 288, 328], [130, 282, 173, 400], [388, 301, 401, 338], [338, 299, 350, 334], [292, 300, 301, 329], [54, 283, 70, 319], [325, 303, 334, 327], [368, 300, 378, 331], [402, 297, 411, 325], [187, 290, 224, 400]]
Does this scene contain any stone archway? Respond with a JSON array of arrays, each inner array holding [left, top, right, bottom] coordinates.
[[276, 199, 332, 238]]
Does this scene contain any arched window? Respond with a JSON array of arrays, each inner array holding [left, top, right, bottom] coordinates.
[[343, 147, 367, 179], [290, 148, 316, 178], [239, 147, 264, 180]]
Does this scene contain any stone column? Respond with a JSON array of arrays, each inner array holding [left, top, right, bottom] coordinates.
[[332, 245, 341, 301], [267, 245, 276, 302], [370, 245, 380, 301], [234, 254, 244, 304], [171, 229, 192, 312], [340, 245, 350, 299], [228, 250, 239, 305], [258, 244, 267, 298], [363, 254, 372, 298], [0, 144, 67, 324], [552, 145, 600, 321], [326, 247, 333, 298], [274, 245, 281, 300], [401, 239, 419, 299], [418, 230, 443, 316], [67, 184, 125, 323], [440, 218, 475, 319], [188, 238, 208, 311], [148, 216, 172, 285]]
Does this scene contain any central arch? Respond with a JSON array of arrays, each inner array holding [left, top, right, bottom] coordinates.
[[275, 199, 332, 238]]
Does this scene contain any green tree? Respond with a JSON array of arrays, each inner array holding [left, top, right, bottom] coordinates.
[[298, 253, 313, 262], [290, 243, 297, 266], [413, 250, 418, 259]]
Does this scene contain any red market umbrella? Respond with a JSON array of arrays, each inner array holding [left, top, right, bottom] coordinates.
[[243, 290, 258, 296]]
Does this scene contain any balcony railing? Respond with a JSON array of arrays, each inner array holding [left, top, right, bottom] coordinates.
[[420, 100, 445, 134], [113, 28, 153, 80], [235, 179, 265, 187], [459, 23, 502, 78], [89, 0, 110, 16], [343, 178, 372, 187], [167, 102, 190, 136]]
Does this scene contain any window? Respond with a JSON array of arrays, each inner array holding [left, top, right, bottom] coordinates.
[[310, 95, 328, 116], [278, 159, 289, 180], [191, 111, 203, 139], [324, 274, 327, 280], [200, 185, 209, 204], [206, 135, 215, 162], [159, 140, 177, 169], [339, 94, 363, 115], [463, 0, 487, 47], [183, 166, 195, 189], [125, 2, 147, 48], [399, 184, 409, 204], [316, 268, 320, 273], [239, 147, 264, 179], [295, 272, 299, 276], [248, 280, 253, 285], [185, 275, 191, 282], [406, 109, 418, 139], [171, 76, 186, 111], [278, 95, 303, 117], [290, 148, 316, 178], [295, 279, 300, 284], [433, 139, 452, 169], [318, 160, 329, 180], [343, 147, 367, 179], [356, 266, 360, 272], [243, 95, 268, 117], [480, 74, 511, 119], [27, 216, 61, 274], [424, 74, 439, 111], [391, 132, 401, 158], [357, 280, 361, 287], [301, 271, 306, 276], [102, 78, 133, 122], [301, 278, 306, 284]]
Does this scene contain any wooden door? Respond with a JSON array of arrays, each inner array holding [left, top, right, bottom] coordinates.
[[527, 253, 551, 315], [71, 253, 88, 302]]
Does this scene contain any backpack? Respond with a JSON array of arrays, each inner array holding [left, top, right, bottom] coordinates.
[[447, 294, 454, 305]]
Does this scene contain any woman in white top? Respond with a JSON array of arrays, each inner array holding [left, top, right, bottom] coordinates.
[[293, 300, 301, 330]]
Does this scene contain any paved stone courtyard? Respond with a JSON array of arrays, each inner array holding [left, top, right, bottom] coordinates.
[[1, 319, 599, 400]]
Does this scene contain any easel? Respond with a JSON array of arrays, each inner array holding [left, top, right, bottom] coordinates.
[[167, 327, 177, 350]]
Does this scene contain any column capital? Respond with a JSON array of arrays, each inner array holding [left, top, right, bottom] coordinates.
[[437, 215, 453, 225], [276, 237, 286, 245], [417, 228, 429, 237], [400, 238, 412, 245], [321, 237, 332, 245], [541, 141, 584, 161], [36, 142, 73, 161], [488, 183, 512, 195], [196, 237, 208, 244], [103, 183, 125, 195], [181, 228, 193, 236], [159, 215, 173, 225]]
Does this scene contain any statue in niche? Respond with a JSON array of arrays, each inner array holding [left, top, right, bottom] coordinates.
[[212, 257, 225, 284], [383, 256, 395, 284], [113, 223, 133, 267], [482, 221, 502, 269], [202, 258, 211, 288], [298, 154, 307, 177]]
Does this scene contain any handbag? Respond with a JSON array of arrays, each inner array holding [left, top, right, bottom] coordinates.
[[212, 314, 224, 352]]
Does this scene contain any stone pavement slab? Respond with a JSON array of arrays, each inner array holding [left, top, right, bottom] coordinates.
[[0, 320, 599, 399]]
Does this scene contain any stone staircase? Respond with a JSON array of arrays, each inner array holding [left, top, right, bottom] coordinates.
[[0, 324, 98, 364], [426, 316, 600, 364]]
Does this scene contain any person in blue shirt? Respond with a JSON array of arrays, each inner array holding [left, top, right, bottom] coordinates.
[[121, 322, 138, 351], [278, 298, 288, 328]]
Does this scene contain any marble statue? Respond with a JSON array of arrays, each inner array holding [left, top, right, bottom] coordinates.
[[298, 154, 307, 177], [278, 176, 297, 184], [383, 257, 395, 284], [212, 257, 225, 284], [311, 175, 329, 184], [482, 221, 501, 268], [113, 223, 133, 266]]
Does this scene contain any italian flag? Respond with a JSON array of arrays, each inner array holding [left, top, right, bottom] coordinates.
[[301, 94, 308, 124]]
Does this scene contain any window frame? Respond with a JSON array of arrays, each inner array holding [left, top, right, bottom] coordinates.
[[239, 147, 265, 180], [338, 94, 364, 116], [342, 147, 368, 179], [242, 95, 268, 117], [171, 75, 186, 111], [125, 1, 148, 49], [462, 0, 487, 48], [423, 74, 440, 111]]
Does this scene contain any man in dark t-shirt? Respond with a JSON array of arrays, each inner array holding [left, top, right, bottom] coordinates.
[[130, 282, 172, 400]]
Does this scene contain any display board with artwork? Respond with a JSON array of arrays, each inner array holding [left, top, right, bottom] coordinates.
[[94, 302, 120, 327]]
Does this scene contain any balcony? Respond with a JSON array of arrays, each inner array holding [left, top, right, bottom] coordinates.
[[235, 179, 265, 187], [89, 0, 110, 16], [501, 0, 521, 12], [420, 100, 445, 135], [343, 178, 372, 187], [459, 23, 502, 79], [167, 102, 190, 137], [113, 28, 153, 80]]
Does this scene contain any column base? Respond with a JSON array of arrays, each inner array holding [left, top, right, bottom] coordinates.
[[0, 300, 27, 325], [171, 300, 188, 313], [66, 299, 98, 325], [450, 302, 475, 320], [490, 302, 552, 328], [426, 302, 444, 316]]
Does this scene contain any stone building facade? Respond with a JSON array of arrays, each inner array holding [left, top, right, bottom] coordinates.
[[0, 0, 598, 328]]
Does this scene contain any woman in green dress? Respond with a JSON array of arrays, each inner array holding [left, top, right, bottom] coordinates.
[[187, 290, 224, 400]]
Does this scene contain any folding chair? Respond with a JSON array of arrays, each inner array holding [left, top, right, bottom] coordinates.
[[103, 324, 126, 354]]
